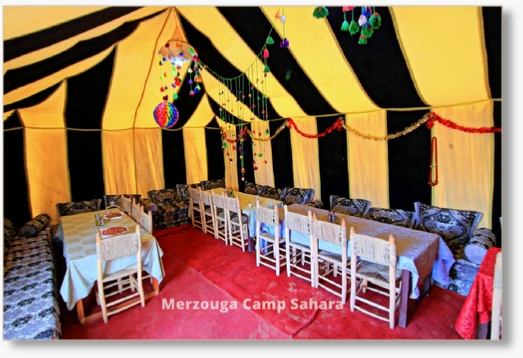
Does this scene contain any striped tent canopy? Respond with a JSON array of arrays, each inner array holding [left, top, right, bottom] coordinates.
[[3, 5, 502, 241]]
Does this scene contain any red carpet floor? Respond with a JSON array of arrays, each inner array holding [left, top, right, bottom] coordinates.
[[58, 224, 466, 340]]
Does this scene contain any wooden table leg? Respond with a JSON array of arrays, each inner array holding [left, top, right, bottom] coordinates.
[[398, 269, 411, 328], [76, 298, 86, 324]]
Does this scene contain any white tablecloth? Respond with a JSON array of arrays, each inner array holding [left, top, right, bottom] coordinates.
[[59, 209, 164, 310], [259, 204, 455, 299]]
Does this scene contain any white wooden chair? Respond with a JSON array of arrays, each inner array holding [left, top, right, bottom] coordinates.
[[284, 206, 315, 286], [224, 194, 249, 252], [211, 190, 228, 245], [255, 199, 285, 276], [200, 189, 216, 237], [188, 187, 204, 232], [139, 206, 153, 234], [121, 195, 132, 215], [311, 213, 349, 303], [95, 224, 145, 323], [131, 198, 141, 222], [491, 251, 502, 340], [349, 227, 402, 329]]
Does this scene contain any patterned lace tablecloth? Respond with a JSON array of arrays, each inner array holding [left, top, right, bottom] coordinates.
[[59, 208, 164, 310]]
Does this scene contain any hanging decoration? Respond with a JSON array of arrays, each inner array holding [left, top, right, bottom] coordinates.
[[276, 7, 290, 48], [155, 11, 202, 127], [312, 6, 329, 19], [342, 6, 382, 44], [426, 112, 502, 133], [220, 111, 501, 145], [153, 97, 179, 128], [428, 136, 439, 186]]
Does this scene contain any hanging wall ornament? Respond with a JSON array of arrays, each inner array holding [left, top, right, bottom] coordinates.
[[312, 6, 329, 18], [153, 97, 179, 128]]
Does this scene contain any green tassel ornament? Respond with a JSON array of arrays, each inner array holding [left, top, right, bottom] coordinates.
[[312, 6, 329, 19], [349, 20, 360, 35], [266, 36, 274, 45], [361, 23, 374, 38], [369, 12, 382, 29], [341, 12, 349, 32], [358, 35, 368, 45]]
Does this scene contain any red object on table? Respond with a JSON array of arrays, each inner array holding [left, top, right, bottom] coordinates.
[[455, 247, 501, 339]]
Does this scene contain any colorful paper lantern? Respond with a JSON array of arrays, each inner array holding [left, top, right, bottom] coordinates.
[[153, 101, 179, 128]]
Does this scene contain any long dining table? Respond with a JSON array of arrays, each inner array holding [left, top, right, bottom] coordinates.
[[258, 203, 455, 328], [209, 187, 284, 252], [59, 207, 165, 324]]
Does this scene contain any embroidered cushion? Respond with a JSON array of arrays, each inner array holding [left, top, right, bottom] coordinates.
[[414, 202, 483, 246], [463, 228, 497, 264], [139, 198, 158, 212], [366, 207, 415, 228], [176, 183, 201, 203], [263, 186, 286, 200], [201, 178, 225, 191], [244, 181, 267, 196], [56, 199, 101, 217], [283, 188, 315, 205], [329, 196, 371, 218], [148, 188, 179, 206], [19, 213, 51, 238]]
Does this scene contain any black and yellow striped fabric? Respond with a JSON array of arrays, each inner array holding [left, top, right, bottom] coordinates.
[[3, 6, 501, 243]]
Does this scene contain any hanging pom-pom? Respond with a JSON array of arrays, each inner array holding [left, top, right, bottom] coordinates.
[[173, 93, 178, 100], [342, 6, 355, 12], [362, 6, 372, 18], [349, 20, 360, 35], [358, 35, 368, 45], [358, 14, 367, 27], [263, 48, 269, 59], [280, 38, 290, 48], [361, 23, 374, 38], [275, 9, 281, 19], [264, 64, 270, 73], [280, 14, 286, 23], [266, 36, 274, 45], [312, 6, 329, 19], [369, 12, 382, 29], [341, 20, 349, 31]]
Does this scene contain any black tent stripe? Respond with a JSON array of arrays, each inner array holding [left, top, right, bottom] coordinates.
[[3, 83, 61, 113], [205, 127, 226, 183], [327, 6, 426, 109], [269, 118, 293, 188], [482, 7, 502, 99], [317, 115, 349, 208], [218, 6, 336, 117], [3, 112, 31, 227], [4, 10, 164, 94], [4, 7, 145, 61], [65, 49, 115, 130], [162, 129, 187, 189], [65, 49, 114, 201], [387, 109, 432, 210]]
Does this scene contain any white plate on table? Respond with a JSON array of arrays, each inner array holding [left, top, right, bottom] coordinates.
[[100, 226, 128, 238], [104, 212, 123, 220]]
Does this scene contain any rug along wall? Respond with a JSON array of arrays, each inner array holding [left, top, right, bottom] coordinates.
[[3, 6, 501, 242]]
